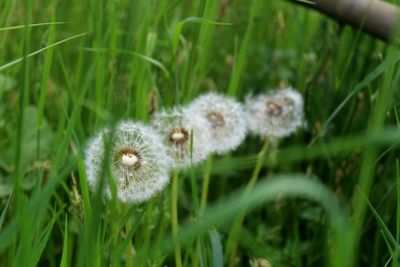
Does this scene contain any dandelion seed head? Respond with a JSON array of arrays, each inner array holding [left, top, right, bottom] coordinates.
[[245, 87, 304, 139], [84, 121, 171, 203], [187, 92, 247, 154], [151, 107, 211, 168]]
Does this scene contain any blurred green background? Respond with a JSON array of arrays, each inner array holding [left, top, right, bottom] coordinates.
[[1, 0, 400, 266]]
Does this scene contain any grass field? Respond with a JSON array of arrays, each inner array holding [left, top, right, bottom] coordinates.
[[1, 0, 400, 266]]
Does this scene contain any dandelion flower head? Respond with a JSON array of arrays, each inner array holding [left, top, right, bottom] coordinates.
[[84, 121, 171, 203], [245, 87, 304, 139], [187, 92, 247, 154], [151, 107, 211, 168]]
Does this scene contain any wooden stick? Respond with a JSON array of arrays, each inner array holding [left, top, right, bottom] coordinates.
[[288, 0, 400, 41]]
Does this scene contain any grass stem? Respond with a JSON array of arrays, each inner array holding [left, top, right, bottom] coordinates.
[[225, 138, 270, 266], [171, 169, 183, 267]]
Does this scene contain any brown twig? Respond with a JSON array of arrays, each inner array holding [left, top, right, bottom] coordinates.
[[288, 0, 400, 41]]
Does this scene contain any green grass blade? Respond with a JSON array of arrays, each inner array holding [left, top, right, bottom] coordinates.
[[111, 211, 144, 265], [147, 175, 351, 267], [396, 159, 400, 266], [78, 47, 170, 78], [0, 32, 89, 72], [397, 159, 400, 244], [0, 193, 12, 230], [32, 209, 62, 266], [227, 0, 259, 96], [0, 21, 66, 31], [172, 16, 232, 53], [209, 127, 400, 174], [321, 50, 400, 136], [60, 215, 68, 267], [0, 223, 17, 252], [358, 187, 399, 252], [36, 14, 57, 128], [208, 229, 223, 267], [381, 230, 395, 266], [291, 0, 315, 3]]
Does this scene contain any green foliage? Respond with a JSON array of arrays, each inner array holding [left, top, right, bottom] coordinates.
[[0, 0, 399, 266]]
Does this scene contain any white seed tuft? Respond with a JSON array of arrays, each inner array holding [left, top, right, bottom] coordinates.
[[171, 131, 185, 141], [121, 153, 138, 166], [245, 87, 305, 139], [84, 120, 172, 203], [151, 107, 211, 169], [186, 92, 248, 154]]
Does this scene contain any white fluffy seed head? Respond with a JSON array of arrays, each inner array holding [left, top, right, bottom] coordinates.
[[151, 107, 212, 169], [186, 92, 248, 154], [84, 121, 172, 203], [245, 87, 305, 139]]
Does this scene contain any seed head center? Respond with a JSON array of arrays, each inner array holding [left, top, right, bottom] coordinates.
[[206, 111, 225, 128], [266, 100, 283, 116], [115, 148, 142, 170], [121, 153, 138, 166], [172, 131, 185, 140], [170, 128, 189, 145]]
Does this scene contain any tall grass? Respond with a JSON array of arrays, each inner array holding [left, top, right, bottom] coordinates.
[[0, 0, 399, 266]]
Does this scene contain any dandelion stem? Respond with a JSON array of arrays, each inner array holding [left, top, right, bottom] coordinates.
[[125, 214, 134, 266], [171, 169, 183, 267], [191, 156, 214, 266], [140, 200, 156, 264], [200, 156, 213, 214], [225, 137, 270, 266]]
